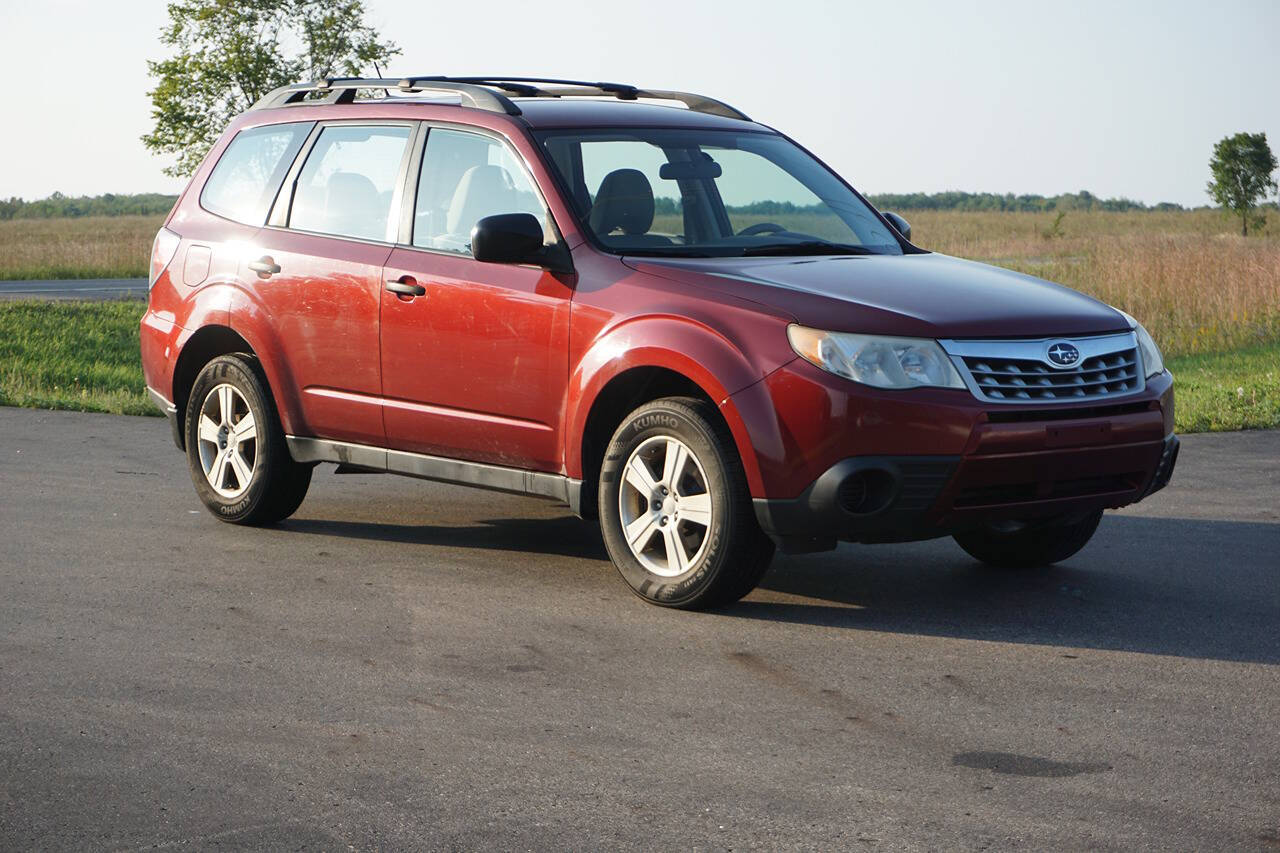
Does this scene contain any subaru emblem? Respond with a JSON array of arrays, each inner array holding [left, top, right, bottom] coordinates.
[[1045, 341, 1081, 368]]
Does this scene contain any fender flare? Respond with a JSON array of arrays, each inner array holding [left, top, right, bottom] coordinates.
[[565, 316, 772, 494], [226, 284, 305, 436]]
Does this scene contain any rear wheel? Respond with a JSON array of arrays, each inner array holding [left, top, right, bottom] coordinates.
[[598, 397, 774, 609], [952, 510, 1103, 569], [184, 354, 312, 525]]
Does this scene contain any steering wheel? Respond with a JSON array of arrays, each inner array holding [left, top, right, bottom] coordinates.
[[737, 222, 787, 237]]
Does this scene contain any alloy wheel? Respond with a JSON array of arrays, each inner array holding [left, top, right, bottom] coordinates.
[[196, 383, 258, 499], [618, 435, 714, 576]]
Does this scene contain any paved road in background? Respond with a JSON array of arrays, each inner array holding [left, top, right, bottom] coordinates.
[[0, 279, 146, 300], [1, 407, 1277, 848]]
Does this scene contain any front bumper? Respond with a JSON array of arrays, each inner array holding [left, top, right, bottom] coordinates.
[[753, 433, 1179, 553], [733, 358, 1178, 553]]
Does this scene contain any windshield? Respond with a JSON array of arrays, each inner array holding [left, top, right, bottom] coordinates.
[[535, 128, 903, 257]]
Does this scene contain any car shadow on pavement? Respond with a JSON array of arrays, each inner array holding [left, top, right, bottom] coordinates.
[[280, 510, 1280, 665], [282, 515, 611, 561], [731, 515, 1280, 665]]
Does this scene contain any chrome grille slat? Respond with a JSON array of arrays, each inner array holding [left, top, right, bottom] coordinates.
[[938, 332, 1145, 405]]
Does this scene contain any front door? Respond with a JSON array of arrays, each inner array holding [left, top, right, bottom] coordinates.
[[380, 127, 572, 471]]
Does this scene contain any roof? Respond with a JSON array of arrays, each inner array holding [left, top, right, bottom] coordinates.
[[510, 99, 768, 131], [248, 76, 771, 132]]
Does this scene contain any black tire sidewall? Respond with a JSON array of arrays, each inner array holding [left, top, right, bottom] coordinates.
[[598, 400, 737, 606], [184, 356, 285, 523]]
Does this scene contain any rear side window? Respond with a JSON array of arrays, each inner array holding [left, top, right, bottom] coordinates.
[[200, 123, 310, 225], [288, 125, 412, 242]]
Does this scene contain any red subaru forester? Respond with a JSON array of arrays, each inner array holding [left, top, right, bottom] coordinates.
[[141, 76, 1178, 608]]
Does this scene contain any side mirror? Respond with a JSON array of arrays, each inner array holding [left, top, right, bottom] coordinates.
[[471, 213, 571, 272], [882, 211, 911, 242]]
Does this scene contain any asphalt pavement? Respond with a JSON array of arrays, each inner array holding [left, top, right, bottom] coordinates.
[[0, 279, 147, 300], [1, 406, 1277, 849]]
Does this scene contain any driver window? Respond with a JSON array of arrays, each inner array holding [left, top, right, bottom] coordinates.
[[413, 129, 547, 254], [579, 140, 682, 242]]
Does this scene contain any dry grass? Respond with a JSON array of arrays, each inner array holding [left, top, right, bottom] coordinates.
[[0, 215, 162, 280], [2, 209, 1277, 358], [906, 210, 1280, 357]]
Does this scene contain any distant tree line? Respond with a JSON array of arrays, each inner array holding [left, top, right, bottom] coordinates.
[[657, 192, 1194, 217], [0, 192, 179, 220], [5, 189, 1266, 222], [862, 190, 1188, 212]]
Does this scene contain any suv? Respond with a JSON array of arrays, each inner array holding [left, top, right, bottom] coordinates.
[[141, 76, 1178, 608]]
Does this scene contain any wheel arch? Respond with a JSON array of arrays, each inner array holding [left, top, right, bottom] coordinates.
[[568, 322, 773, 518]]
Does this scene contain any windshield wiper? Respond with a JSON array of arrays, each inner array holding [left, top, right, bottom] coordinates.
[[620, 248, 715, 258], [739, 241, 877, 257]]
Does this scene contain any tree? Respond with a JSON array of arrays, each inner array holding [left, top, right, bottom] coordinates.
[[143, 0, 399, 177], [1206, 132, 1278, 236]]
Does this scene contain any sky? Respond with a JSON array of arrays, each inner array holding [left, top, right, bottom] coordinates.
[[1, 0, 1276, 207]]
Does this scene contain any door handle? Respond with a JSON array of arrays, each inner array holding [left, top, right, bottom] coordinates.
[[248, 257, 281, 277], [385, 277, 425, 297]]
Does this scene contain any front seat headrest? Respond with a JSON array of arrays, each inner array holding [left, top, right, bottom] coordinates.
[[446, 164, 516, 237], [589, 169, 655, 236]]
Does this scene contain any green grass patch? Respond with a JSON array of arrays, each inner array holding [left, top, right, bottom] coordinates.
[[0, 299, 1276, 432], [1165, 345, 1280, 432], [0, 299, 156, 416]]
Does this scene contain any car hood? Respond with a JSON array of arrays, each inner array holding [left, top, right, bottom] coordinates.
[[625, 252, 1129, 339]]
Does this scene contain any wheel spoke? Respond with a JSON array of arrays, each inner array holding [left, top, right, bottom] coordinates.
[[232, 412, 256, 443], [198, 414, 220, 445], [217, 385, 235, 426], [624, 456, 658, 496], [662, 439, 689, 490], [205, 448, 228, 489], [227, 448, 253, 489], [678, 492, 712, 528], [661, 526, 690, 573], [625, 512, 661, 548]]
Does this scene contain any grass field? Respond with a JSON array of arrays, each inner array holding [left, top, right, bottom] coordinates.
[[0, 300, 154, 416], [0, 215, 159, 280], [0, 208, 1275, 431], [0, 299, 1275, 432]]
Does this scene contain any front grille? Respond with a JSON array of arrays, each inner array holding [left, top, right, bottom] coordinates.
[[962, 347, 1141, 402]]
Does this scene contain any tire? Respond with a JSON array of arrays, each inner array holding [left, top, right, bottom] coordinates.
[[184, 354, 312, 526], [598, 396, 774, 609], [952, 510, 1103, 569]]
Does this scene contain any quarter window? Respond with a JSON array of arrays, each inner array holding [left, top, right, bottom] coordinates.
[[200, 122, 310, 225], [288, 125, 412, 242], [412, 129, 549, 254]]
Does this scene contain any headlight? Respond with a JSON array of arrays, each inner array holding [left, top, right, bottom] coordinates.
[[1117, 310, 1165, 378], [787, 325, 965, 390], [1134, 324, 1164, 378]]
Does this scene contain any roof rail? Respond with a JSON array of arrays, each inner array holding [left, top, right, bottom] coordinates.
[[448, 77, 751, 121], [250, 76, 751, 121], [250, 77, 522, 115]]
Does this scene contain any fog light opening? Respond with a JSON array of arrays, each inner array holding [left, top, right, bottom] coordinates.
[[836, 468, 896, 515]]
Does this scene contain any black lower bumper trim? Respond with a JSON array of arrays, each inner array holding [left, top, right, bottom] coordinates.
[[1141, 433, 1180, 498], [753, 456, 960, 553], [147, 386, 183, 451]]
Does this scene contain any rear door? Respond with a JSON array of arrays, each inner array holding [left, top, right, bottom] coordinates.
[[380, 126, 572, 471], [255, 121, 416, 446]]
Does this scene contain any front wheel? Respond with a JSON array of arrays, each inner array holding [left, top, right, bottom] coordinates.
[[598, 397, 774, 609], [952, 510, 1103, 569], [184, 354, 312, 526]]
